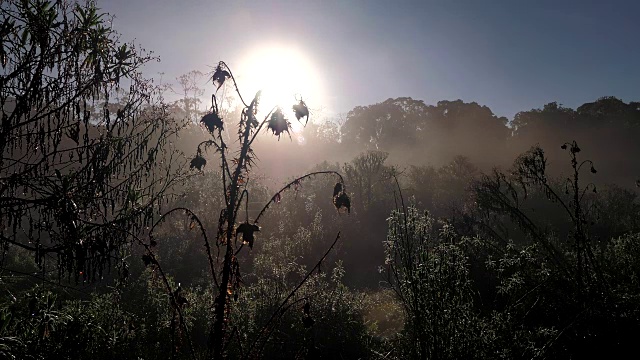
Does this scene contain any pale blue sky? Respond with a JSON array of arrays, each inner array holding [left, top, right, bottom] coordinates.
[[102, 0, 640, 120]]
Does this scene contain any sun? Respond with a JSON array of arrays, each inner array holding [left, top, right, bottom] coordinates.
[[236, 44, 323, 133]]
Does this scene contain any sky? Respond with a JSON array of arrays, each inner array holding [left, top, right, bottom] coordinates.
[[101, 0, 640, 121]]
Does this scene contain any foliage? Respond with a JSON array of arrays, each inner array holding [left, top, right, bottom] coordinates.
[[384, 205, 480, 359], [139, 60, 350, 359], [227, 224, 372, 359], [0, 0, 187, 282], [469, 142, 640, 359], [3, 3, 640, 358]]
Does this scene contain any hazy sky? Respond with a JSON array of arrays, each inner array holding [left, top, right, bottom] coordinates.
[[101, 0, 640, 120]]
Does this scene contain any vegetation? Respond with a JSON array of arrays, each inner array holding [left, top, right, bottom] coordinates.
[[1, 1, 640, 359]]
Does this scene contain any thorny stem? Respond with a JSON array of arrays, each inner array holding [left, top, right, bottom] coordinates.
[[120, 227, 197, 360], [149, 207, 219, 289], [212, 79, 257, 359], [218, 61, 249, 108], [237, 189, 249, 223], [193, 61, 347, 359], [254, 171, 345, 224]]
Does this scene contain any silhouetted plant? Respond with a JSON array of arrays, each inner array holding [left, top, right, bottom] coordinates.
[[476, 142, 604, 291], [468, 141, 640, 358], [0, 0, 186, 283], [142, 61, 350, 359], [384, 203, 479, 359]]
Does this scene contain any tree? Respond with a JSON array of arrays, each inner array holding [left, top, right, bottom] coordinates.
[[339, 97, 510, 167], [510, 98, 640, 183], [174, 70, 205, 123], [340, 97, 428, 153], [343, 150, 390, 210], [427, 100, 509, 167], [469, 142, 640, 358], [0, 0, 185, 282]]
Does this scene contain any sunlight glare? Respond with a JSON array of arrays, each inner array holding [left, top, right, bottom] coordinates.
[[237, 44, 323, 133]]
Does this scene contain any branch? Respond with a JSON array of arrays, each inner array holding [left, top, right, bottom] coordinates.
[[148, 207, 219, 289], [247, 232, 342, 359], [254, 171, 345, 224]]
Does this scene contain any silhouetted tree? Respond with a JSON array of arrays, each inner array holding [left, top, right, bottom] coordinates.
[[0, 0, 185, 282]]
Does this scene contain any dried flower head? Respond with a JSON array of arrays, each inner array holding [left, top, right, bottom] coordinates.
[[268, 108, 291, 140], [333, 182, 343, 198], [236, 222, 261, 249], [190, 154, 206, 170], [201, 112, 223, 133], [212, 63, 231, 90], [292, 99, 310, 125], [333, 188, 351, 213]]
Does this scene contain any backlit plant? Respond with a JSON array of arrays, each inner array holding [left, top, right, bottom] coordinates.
[[142, 61, 350, 359]]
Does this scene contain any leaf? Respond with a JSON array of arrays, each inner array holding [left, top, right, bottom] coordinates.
[[301, 301, 314, 327], [21, 28, 29, 45], [66, 124, 80, 144]]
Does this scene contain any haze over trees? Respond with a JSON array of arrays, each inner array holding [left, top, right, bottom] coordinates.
[[1, 1, 640, 359]]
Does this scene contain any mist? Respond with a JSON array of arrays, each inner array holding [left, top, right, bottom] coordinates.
[[2, 0, 640, 359]]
